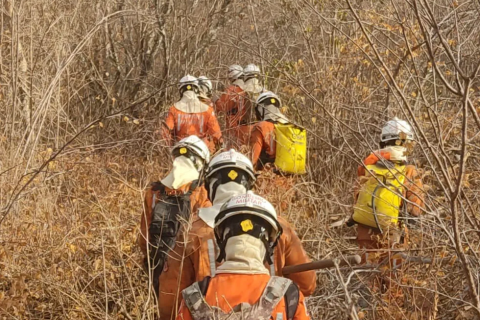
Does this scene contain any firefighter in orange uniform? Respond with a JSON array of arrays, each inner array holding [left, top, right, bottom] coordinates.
[[176, 192, 311, 320], [156, 150, 316, 319], [161, 75, 222, 153], [138, 136, 211, 301], [250, 91, 289, 169], [348, 117, 425, 262], [215, 65, 253, 148]]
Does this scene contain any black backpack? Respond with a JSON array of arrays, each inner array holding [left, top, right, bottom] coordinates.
[[147, 182, 192, 294]]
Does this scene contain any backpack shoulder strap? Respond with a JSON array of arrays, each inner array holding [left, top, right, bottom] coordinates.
[[198, 276, 211, 295], [284, 282, 300, 320], [150, 181, 165, 193], [182, 279, 213, 319], [253, 276, 292, 318]]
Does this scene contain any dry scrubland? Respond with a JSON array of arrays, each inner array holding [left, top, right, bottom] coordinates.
[[1, 0, 480, 319]]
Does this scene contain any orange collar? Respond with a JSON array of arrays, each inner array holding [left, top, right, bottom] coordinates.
[[164, 183, 193, 196]]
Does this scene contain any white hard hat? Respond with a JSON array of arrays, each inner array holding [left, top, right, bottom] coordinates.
[[207, 149, 255, 180], [198, 76, 213, 97], [198, 76, 213, 91], [205, 150, 256, 201], [244, 64, 261, 76], [381, 117, 414, 142], [214, 191, 282, 242], [256, 91, 281, 106], [228, 65, 244, 80], [172, 135, 210, 163], [255, 91, 282, 121], [178, 75, 199, 91]]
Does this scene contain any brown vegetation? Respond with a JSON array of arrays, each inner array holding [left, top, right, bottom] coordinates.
[[1, 0, 479, 319]]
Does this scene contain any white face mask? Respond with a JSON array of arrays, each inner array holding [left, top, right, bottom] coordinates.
[[216, 234, 269, 275], [244, 78, 263, 93], [261, 104, 288, 124], [161, 156, 202, 190], [382, 145, 408, 162], [182, 90, 197, 100], [198, 182, 247, 228], [232, 78, 245, 89], [211, 181, 247, 205], [174, 91, 209, 113]]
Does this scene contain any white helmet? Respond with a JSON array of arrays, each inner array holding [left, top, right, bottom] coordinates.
[[172, 135, 210, 164], [228, 65, 244, 81], [205, 149, 256, 201], [381, 117, 414, 142], [255, 91, 281, 120], [198, 76, 213, 97], [178, 75, 199, 93], [256, 91, 281, 106], [214, 191, 283, 261], [243, 64, 261, 80]]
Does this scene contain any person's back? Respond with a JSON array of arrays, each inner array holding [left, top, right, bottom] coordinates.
[[157, 150, 315, 319], [349, 117, 425, 261], [178, 273, 309, 320], [162, 75, 222, 152], [176, 192, 310, 320], [216, 83, 248, 127], [215, 65, 254, 147], [138, 136, 212, 300], [250, 91, 289, 169], [215, 65, 245, 120]]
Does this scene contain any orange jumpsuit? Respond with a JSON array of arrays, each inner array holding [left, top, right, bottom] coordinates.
[[158, 215, 316, 320], [250, 121, 276, 168], [176, 274, 310, 320], [215, 84, 253, 147], [161, 105, 222, 153], [355, 150, 425, 259]]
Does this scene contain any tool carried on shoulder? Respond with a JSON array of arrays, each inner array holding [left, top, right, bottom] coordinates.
[[282, 255, 361, 275]]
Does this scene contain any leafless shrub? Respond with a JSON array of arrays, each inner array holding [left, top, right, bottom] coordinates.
[[1, 0, 479, 319]]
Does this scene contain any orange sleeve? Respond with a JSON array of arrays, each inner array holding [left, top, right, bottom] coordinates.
[[250, 126, 264, 166], [175, 300, 193, 320], [206, 109, 222, 142], [215, 92, 231, 114], [162, 107, 176, 145], [191, 187, 212, 214], [358, 151, 392, 176], [405, 166, 425, 217], [294, 291, 312, 320], [138, 188, 154, 257], [280, 218, 316, 296]]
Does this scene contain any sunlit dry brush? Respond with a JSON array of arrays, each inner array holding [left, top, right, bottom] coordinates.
[[1, 0, 480, 319]]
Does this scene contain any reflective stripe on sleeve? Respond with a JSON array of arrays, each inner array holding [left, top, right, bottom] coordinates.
[[207, 239, 216, 277]]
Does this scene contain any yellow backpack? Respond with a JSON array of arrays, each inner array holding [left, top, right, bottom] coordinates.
[[274, 123, 307, 174], [352, 163, 406, 230]]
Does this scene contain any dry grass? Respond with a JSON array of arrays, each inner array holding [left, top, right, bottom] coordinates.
[[1, 0, 480, 319]]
